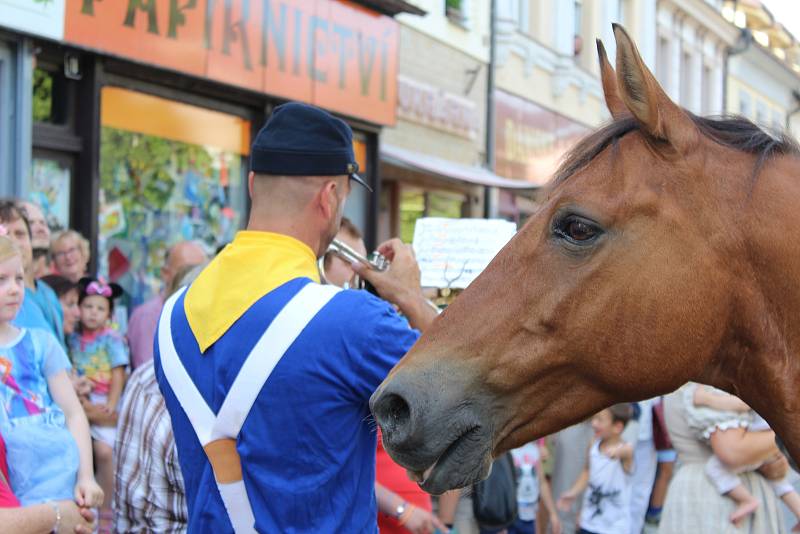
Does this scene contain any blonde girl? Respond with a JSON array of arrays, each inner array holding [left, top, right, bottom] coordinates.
[[0, 233, 102, 512]]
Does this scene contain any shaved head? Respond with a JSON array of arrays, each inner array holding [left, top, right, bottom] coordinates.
[[251, 174, 343, 215], [248, 173, 350, 257]]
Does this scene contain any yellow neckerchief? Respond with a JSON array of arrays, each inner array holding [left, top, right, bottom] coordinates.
[[185, 231, 320, 353]]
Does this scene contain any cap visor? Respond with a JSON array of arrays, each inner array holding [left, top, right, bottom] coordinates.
[[350, 173, 373, 192]]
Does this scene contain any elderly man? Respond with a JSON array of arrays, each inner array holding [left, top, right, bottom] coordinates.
[[155, 102, 437, 532], [127, 241, 207, 369], [20, 202, 51, 279]]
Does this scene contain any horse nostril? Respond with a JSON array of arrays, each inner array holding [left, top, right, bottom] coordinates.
[[374, 392, 412, 440]]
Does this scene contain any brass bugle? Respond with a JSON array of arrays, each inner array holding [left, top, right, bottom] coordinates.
[[327, 238, 389, 272], [321, 239, 441, 314]]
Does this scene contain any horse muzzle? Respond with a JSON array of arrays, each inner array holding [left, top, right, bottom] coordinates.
[[370, 364, 494, 494]]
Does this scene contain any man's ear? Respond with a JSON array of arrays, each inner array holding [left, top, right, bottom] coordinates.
[[316, 180, 338, 220], [248, 171, 255, 199]]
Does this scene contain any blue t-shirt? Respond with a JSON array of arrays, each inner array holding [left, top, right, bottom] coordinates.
[[155, 278, 419, 533], [0, 328, 71, 419], [27, 281, 65, 347], [15, 285, 61, 340], [0, 327, 79, 506]]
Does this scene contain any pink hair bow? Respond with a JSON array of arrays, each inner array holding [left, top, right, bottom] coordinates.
[[86, 280, 112, 297], [0, 225, 8, 237]]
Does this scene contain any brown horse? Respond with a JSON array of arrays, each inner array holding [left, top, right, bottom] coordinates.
[[370, 24, 800, 495]]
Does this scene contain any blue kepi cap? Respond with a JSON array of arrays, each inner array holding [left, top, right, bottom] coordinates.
[[250, 102, 371, 191]]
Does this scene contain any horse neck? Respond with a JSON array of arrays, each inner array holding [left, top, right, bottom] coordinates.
[[704, 153, 800, 462]]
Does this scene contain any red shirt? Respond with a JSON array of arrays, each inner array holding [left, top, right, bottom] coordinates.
[[376, 430, 432, 534], [0, 434, 20, 507]]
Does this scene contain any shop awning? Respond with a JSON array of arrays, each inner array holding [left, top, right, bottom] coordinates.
[[381, 144, 538, 190]]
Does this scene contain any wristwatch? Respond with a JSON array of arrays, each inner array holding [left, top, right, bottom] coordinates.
[[394, 501, 408, 519]]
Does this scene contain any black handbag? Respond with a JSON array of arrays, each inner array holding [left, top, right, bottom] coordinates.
[[472, 452, 518, 530]]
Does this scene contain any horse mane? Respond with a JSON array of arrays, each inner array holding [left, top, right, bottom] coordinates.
[[554, 114, 800, 185]]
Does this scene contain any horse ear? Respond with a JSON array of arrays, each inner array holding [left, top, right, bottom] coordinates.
[[596, 39, 627, 120], [612, 24, 697, 151]]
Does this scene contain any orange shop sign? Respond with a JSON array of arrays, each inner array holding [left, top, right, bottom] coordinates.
[[65, 0, 398, 126]]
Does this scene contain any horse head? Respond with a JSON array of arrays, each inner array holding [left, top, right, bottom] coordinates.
[[371, 24, 800, 494]]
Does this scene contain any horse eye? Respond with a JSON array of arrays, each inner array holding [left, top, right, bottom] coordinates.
[[554, 215, 603, 245], [566, 220, 596, 241]]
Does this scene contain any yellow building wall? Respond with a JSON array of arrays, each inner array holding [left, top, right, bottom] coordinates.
[[495, 55, 605, 127], [397, 0, 490, 63]]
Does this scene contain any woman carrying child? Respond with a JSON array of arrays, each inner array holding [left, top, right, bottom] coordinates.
[[67, 276, 129, 532], [0, 229, 103, 527], [684, 382, 800, 529]]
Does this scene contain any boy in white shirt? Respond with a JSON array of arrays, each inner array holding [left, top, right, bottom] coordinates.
[[557, 404, 635, 534]]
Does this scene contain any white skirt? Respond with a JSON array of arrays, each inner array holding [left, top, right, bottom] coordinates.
[[658, 462, 786, 534]]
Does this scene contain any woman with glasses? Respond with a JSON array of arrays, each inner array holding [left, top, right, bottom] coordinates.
[[51, 231, 90, 284]]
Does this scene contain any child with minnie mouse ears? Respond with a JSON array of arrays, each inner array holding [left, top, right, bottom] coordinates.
[[67, 276, 129, 532]]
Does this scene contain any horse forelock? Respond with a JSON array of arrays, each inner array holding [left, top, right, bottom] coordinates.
[[553, 113, 800, 189]]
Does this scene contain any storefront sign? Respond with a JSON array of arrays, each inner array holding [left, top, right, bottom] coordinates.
[[0, 0, 65, 40], [494, 90, 590, 186], [397, 75, 478, 140], [64, 0, 398, 125]]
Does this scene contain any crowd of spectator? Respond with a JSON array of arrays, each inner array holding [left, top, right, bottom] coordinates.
[[0, 198, 795, 534]]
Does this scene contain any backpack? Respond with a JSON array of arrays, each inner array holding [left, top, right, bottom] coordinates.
[[472, 452, 518, 530]]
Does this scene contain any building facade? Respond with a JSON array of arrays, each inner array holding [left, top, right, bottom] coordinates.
[[2, 0, 422, 309], [380, 0, 533, 243], [653, 0, 736, 116], [491, 0, 655, 221], [720, 0, 800, 137]]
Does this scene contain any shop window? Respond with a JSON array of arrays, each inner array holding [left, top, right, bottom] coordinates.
[[517, 0, 530, 34], [738, 90, 751, 117], [399, 187, 468, 243], [701, 65, 712, 114], [32, 67, 68, 125], [617, 0, 628, 25], [29, 152, 72, 232], [446, 0, 469, 27], [573, 0, 583, 56], [772, 110, 784, 131], [656, 36, 670, 89], [755, 101, 768, 126], [98, 87, 250, 308], [30, 59, 80, 231], [680, 51, 692, 107], [400, 189, 425, 243], [32, 69, 52, 123]]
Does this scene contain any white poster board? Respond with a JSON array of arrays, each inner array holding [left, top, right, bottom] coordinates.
[[412, 217, 517, 289], [0, 0, 65, 40]]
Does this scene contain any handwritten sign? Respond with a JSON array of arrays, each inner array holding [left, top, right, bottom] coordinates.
[[412, 218, 517, 289], [64, 0, 398, 126]]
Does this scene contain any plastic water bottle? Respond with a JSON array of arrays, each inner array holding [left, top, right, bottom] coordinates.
[[516, 463, 539, 521]]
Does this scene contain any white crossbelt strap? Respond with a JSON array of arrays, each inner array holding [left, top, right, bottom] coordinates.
[[159, 283, 340, 533]]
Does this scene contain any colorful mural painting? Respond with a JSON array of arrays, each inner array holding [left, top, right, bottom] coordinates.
[[99, 127, 245, 308], [98, 87, 249, 308]]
